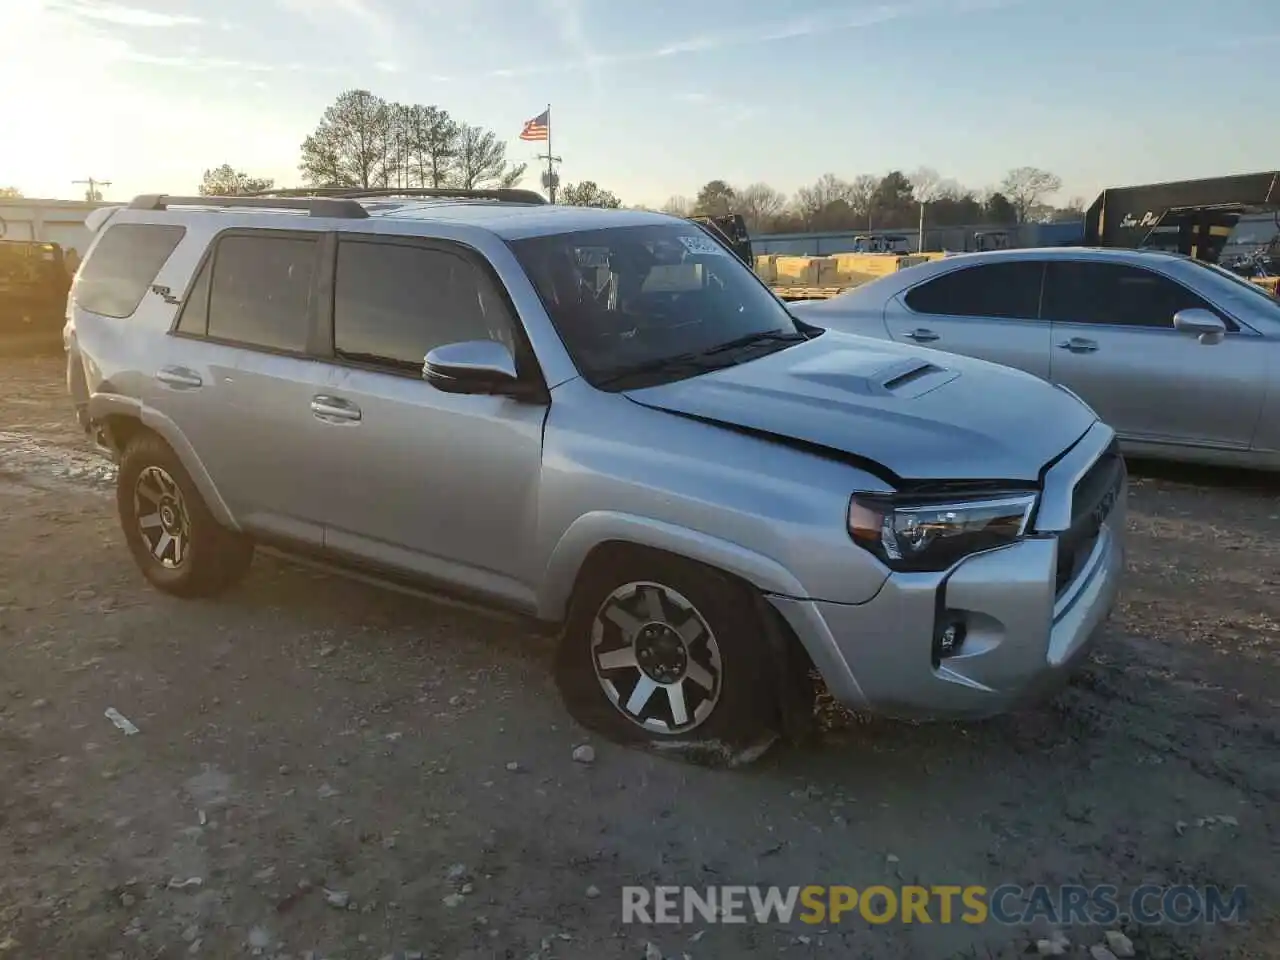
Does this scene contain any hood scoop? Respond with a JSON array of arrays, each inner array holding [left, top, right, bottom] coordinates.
[[790, 347, 958, 399]]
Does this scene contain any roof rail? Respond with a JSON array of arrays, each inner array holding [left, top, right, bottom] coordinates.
[[247, 186, 548, 205], [127, 194, 370, 219]]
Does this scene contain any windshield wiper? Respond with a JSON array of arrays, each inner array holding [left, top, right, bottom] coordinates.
[[699, 329, 810, 357], [594, 352, 735, 388]]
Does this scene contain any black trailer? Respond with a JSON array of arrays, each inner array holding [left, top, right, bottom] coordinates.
[[1083, 171, 1278, 262]]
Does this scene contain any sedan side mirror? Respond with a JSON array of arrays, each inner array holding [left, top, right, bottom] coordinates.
[[423, 340, 520, 395], [1172, 308, 1226, 345]]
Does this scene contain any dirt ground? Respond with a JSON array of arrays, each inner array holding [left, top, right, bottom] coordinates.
[[0, 352, 1277, 960]]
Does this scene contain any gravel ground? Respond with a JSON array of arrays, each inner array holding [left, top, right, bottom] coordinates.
[[1, 353, 1277, 960]]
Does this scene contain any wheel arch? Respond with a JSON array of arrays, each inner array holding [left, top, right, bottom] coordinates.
[[543, 518, 818, 742], [88, 393, 241, 530], [537, 512, 808, 623]]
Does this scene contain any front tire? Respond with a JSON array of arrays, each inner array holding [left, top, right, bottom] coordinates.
[[555, 549, 796, 763], [116, 432, 253, 598]]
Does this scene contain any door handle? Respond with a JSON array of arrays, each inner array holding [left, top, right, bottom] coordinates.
[[155, 366, 203, 389], [1056, 338, 1098, 353], [310, 395, 361, 423], [905, 328, 939, 343]]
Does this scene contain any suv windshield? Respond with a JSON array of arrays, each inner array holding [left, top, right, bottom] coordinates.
[[508, 223, 805, 388]]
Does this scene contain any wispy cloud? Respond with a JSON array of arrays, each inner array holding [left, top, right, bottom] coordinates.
[[274, 0, 398, 50], [53, 1, 203, 27], [543, 0, 603, 97], [477, 0, 1016, 81]]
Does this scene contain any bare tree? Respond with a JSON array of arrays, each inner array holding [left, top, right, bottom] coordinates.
[[793, 174, 852, 223], [403, 104, 458, 188], [299, 89, 397, 189], [908, 167, 944, 204], [847, 174, 878, 225], [736, 182, 787, 232], [559, 181, 622, 208], [1000, 166, 1063, 223], [451, 124, 525, 190], [199, 164, 274, 196], [660, 196, 693, 217]]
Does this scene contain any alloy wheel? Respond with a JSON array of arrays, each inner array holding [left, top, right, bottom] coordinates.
[[590, 581, 723, 734], [133, 465, 190, 569]]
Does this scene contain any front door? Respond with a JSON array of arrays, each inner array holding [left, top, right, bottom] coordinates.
[[1042, 259, 1266, 448], [884, 259, 1052, 379], [302, 235, 548, 608]]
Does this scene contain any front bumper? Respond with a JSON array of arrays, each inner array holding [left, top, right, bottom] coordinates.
[[770, 422, 1126, 720]]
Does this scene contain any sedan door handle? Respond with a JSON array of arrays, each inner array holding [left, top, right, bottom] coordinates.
[[904, 328, 939, 343], [155, 366, 203, 389], [310, 395, 361, 423], [1056, 337, 1098, 353]]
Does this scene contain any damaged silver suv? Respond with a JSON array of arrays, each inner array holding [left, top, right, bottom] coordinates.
[[64, 189, 1125, 760]]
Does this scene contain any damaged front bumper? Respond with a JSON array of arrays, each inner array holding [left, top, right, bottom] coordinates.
[[769, 422, 1126, 720]]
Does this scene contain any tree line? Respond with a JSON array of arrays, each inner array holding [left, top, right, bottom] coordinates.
[[659, 167, 1084, 234], [194, 91, 1080, 236], [199, 88, 530, 197]]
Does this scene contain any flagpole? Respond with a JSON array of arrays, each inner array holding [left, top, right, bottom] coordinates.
[[546, 103, 556, 203]]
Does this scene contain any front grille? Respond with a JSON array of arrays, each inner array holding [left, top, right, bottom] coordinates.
[[1055, 439, 1123, 596]]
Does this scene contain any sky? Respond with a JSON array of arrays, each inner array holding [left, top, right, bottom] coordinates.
[[2, 0, 1278, 208]]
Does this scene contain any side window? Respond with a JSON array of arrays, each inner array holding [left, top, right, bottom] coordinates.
[[174, 258, 211, 335], [1042, 261, 1225, 329], [903, 262, 1044, 319], [333, 240, 515, 370], [206, 235, 318, 352], [74, 223, 185, 318]]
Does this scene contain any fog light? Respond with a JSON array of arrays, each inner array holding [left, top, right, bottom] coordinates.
[[936, 620, 967, 659]]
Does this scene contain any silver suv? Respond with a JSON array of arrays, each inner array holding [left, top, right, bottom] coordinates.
[[64, 189, 1126, 759]]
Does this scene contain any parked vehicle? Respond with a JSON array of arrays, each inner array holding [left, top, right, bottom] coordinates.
[[0, 239, 71, 341], [65, 191, 1125, 760], [687, 213, 753, 266], [791, 247, 1280, 470]]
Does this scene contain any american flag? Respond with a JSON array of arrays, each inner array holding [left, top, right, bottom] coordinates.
[[519, 109, 549, 142]]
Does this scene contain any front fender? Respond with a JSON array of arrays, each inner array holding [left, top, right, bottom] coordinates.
[[87, 392, 240, 530], [536, 510, 809, 621]]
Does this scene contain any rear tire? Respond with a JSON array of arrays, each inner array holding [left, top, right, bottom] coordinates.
[[555, 548, 795, 764], [116, 432, 253, 598]]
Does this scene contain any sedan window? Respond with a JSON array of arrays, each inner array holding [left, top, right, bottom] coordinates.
[[903, 261, 1044, 319], [1041, 261, 1228, 329]]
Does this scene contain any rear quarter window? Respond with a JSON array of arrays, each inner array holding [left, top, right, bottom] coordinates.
[[74, 223, 186, 318]]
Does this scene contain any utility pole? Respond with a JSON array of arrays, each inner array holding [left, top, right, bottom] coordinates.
[[73, 177, 111, 202]]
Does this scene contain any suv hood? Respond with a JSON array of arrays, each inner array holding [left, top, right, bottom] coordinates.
[[623, 331, 1096, 483]]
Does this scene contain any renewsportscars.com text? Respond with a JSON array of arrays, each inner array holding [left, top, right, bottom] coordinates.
[[622, 884, 1247, 926]]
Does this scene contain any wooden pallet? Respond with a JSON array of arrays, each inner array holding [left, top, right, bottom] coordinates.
[[771, 286, 850, 301]]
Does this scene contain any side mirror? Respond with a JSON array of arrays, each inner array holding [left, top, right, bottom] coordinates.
[[423, 340, 520, 395], [1172, 308, 1226, 345]]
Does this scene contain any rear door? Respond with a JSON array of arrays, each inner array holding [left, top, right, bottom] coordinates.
[[1042, 258, 1267, 448], [159, 229, 332, 544], [884, 260, 1052, 378]]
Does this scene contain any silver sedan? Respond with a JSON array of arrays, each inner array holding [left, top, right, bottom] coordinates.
[[791, 247, 1280, 470]]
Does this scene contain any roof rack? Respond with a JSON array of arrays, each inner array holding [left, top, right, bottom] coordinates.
[[247, 186, 548, 205], [127, 194, 370, 219]]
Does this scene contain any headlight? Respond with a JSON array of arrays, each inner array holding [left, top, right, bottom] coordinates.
[[847, 492, 1037, 572]]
